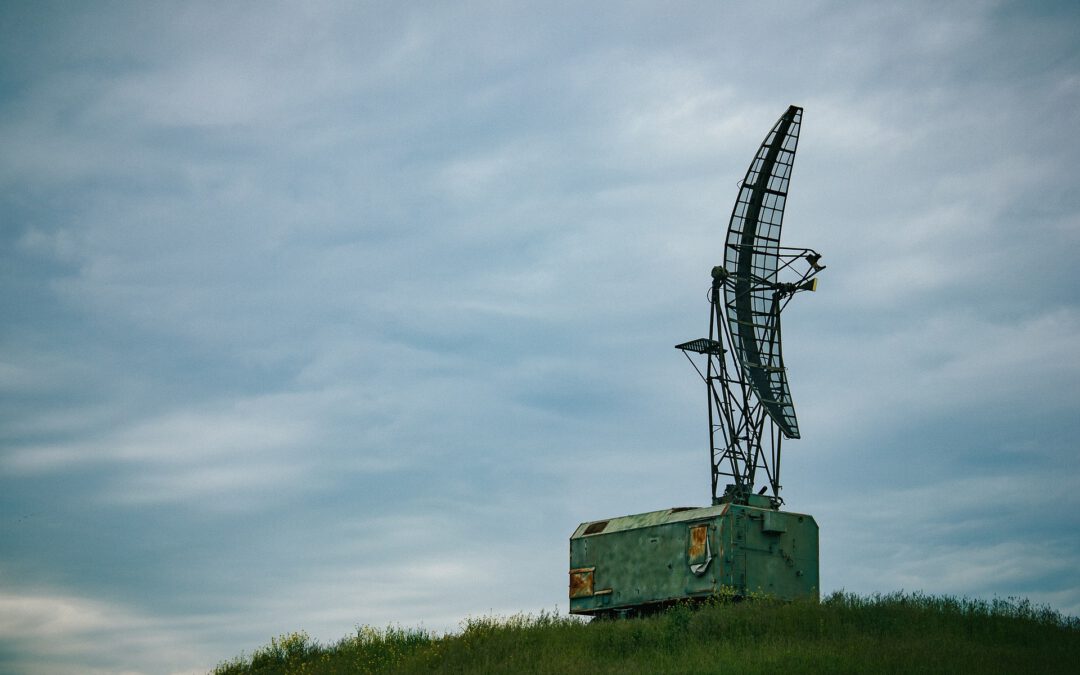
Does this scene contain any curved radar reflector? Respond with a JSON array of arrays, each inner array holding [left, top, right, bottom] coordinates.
[[723, 105, 803, 439]]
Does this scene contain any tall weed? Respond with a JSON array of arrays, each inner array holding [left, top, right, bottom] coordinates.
[[213, 593, 1079, 674]]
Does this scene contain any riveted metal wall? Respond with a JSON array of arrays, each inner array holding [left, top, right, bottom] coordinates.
[[569, 503, 818, 616]]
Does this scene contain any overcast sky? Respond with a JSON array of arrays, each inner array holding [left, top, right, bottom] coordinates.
[[2, 1, 1078, 673]]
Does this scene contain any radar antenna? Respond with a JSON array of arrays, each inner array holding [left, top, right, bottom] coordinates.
[[676, 105, 824, 507]]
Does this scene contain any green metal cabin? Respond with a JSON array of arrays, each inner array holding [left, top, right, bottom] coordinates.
[[569, 495, 818, 617]]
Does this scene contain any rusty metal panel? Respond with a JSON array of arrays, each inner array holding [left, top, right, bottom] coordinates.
[[569, 567, 594, 598], [688, 525, 708, 561]]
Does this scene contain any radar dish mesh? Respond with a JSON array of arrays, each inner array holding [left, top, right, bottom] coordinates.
[[723, 105, 802, 438]]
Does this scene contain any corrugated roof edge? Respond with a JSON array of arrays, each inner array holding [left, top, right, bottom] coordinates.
[[571, 503, 817, 538], [571, 505, 727, 538]]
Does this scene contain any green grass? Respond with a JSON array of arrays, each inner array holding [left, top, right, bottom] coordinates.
[[212, 592, 1080, 674]]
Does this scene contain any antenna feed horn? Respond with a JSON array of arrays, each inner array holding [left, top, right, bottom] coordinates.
[[711, 266, 729, 287], [806, 252, 826, 271]]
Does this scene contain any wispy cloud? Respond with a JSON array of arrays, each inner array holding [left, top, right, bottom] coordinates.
[[0, 587, 215, 675]]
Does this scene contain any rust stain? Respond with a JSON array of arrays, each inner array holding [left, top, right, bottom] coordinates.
[[689, 524, 708, 560], [569, 567, 594, 598]]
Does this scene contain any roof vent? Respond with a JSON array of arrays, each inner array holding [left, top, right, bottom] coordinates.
[[583, 520, 609, 535]]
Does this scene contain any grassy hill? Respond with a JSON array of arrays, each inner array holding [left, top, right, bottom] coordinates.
[[212, 591, 1080, 674]]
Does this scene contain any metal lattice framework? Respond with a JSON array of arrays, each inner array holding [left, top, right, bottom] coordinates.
[[677, 105, 824, 506]]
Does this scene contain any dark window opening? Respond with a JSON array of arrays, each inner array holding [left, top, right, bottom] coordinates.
[[583, 520, 609, 535]]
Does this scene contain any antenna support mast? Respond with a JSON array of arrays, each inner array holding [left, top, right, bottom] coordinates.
[[676, 105, 824, 508]]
